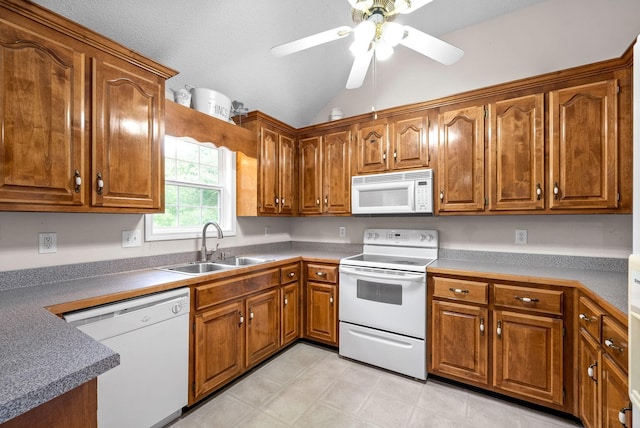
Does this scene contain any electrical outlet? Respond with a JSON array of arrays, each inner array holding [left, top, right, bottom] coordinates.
[[339, 226, 346, 238], [39, 232, 57, 254], [515, 229, 528, 245], [122, 230, 142, 248], [264, 226, 271, 237]]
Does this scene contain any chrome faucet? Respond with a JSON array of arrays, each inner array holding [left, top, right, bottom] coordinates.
[[200, 222, 224, 262]]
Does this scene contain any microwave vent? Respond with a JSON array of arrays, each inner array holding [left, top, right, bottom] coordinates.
[[352, 168, 432, 185]]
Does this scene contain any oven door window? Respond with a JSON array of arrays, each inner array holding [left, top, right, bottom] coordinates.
[[356, 279, 402, 305]]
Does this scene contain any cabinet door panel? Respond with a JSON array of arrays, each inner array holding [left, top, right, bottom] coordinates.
[[299, 136, 322, 214], [323, 130, 351, 214], [549, 80, 618, 210], [601, 354, 630, 428], [278, 134, 296, 214], [281, 282, 300, 347], [357, 121, 388, 174], [92, 58, 162, 209], [431, 301, 488, 384], [0, 23, 85, 206], [193, 300, 244, 400], [392, 115, 429, 170], [306, 282, 337, 345], [258, 127, 279, 214], [488, 94, 544, 211], [493, 310, 563, 405], [246, 289, 280, 367], [578, 329, 600, 428], [438, 106, 485, 212]]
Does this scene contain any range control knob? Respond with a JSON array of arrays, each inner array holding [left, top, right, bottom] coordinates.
[[420, 234, 434, 242], [366, 232, 379, 240]]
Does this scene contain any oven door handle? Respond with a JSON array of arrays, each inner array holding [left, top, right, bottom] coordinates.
[[339, 266, 425, 282]]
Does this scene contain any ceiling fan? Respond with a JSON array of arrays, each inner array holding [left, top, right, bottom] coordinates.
[[271, 0, 464, 89]]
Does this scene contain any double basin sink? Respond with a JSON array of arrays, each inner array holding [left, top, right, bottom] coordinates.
[[160, 256, 271, 275]]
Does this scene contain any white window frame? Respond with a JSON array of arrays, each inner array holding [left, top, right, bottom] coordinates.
[[144, 136, 237, 241]]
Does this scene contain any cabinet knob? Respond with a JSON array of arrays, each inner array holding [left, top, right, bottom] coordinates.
[[329, 295, 334, 304], [281, 198, 285, 205], [316, 271, 326, 276], [553, 182, 559, 200], [439, 190, 444, 202], [74, 170, 82, 193], [479, 317, 485, 335], [316, 199, 320, 206], [619, 407, 631, 427], [249, 310, 254, 320], [579, 313, 594, 322], [275, 198, 279, 205], [284, 298, 288, 306], [587, 362, 597, 382], [324, 196, 328, 205], [496, 320, 502, 338], [288, 272, 295, 278], [393, 150, 397, 160], [239, 311, 244, 325], [536, 183, 542, 200], [96, 173, 104, 195], [605, 338, 624, 353], [382, 151, 386, 160]]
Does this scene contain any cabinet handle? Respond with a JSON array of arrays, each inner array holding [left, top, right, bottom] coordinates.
[[382, 151, 386, 160], [605, 338, 624, 353], [587, 362, 597, 383], [497, 320, 502, 338], [239, 311, 244, 325], [515, 296, 539, 303], [439, 190, 444, 202], [393, 150, 397, 160], [316, 199, 320, 206], [281, 198, 285, 205], [96, 173, 104, 195], [288, 272, 295, 278], [553, 182, 559, 199], [316, 272, 326, 277], [74, 170, 82, 193], [284, 297, 288, 306], [324, 196, 328, 205], [480, 317, 485, 335], [536, 183, 542, 200], [579, 313, 594, 323], [275, 198, 279, 205], [448, 287, 469, 294], [619, 407, 631, 427], [249, 309, 254, 320], [330, 295, 334, 304]]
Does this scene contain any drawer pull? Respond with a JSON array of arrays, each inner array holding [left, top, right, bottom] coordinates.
[[605, 338, 624, 353], [587, 362, 597, 382], [288, 272, 296, 278], [449, 287, 469, 294], [316, 272, 327, 276], [515, 296, 539, 303], [579, 313, 594, 322], [479, 317, 485, 335]]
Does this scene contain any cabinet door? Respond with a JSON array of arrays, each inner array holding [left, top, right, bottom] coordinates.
[[493, 310, 563, 405], [246, 289, 280, 367], [488, 94, 544, 211], [258, 127, 279, 214], [0, 23, 85, 207], [92, 58, 163, 210], [601, 354, 631, 428], [578, 329, 601, 428], [391, 115, 429, 170], [357, 121, 389, 174], [431, 301, 488, 384], [193, 300, 244, 400], [323, 130, 351, 214], [278, 134, 296, 214], [299, 136, 322, 214], [281, 281, 300, 347], [437, 105, 485, 212], [548, 80, 618, 210], [306, 282, 337, 345]]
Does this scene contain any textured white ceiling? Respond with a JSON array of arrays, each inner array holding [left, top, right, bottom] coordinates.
[[33, 0, 546, 128]]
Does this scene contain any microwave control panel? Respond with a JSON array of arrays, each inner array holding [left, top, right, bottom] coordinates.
[[415, 180, 432, 212]]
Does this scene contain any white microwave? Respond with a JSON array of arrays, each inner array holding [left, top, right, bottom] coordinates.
[[351, 169, 433, 215]]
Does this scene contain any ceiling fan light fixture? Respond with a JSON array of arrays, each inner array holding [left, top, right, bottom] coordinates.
[[348, 0, 374, 11], [375, 40, 394, 60], [353, 20, 376, 41], [381, 21, 404, 46], [393, 0, 410, 13], [350, 39, 371, 56]]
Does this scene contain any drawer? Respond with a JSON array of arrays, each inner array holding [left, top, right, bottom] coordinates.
[[195, 268, 280, 311], [493, 284, 563, 316], [602, 316, 628, 372], [577, 296, 603, 341], [306, 263, 338, 283], [281, 263, 300, 284], [432, 277, 488, 304]]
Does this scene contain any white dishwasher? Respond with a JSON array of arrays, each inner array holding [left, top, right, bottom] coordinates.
[[64, 288, 190, 428]]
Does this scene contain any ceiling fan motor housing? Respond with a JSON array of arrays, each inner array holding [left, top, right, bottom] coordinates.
[[351, 0, 398, 24]]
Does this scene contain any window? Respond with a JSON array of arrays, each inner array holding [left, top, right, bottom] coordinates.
[[145, 135, 236, 241]]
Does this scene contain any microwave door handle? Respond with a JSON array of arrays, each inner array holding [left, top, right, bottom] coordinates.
[[340, 266, 424, 282]]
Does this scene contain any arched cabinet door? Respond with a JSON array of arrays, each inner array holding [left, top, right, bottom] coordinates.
[[91, 57, 163, 210], [0, 24, 85, 207]]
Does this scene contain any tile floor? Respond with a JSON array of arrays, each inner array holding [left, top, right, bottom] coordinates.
[[167, 342, 582, 428]]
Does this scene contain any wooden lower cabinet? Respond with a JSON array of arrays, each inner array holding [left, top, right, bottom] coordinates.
[[579, 329, 600, 428], [246, 289, 280, 368], [602, 354, 632, 428], [281, 281, 300, 346], [306, 282, 337, 345], [431, 300, 488, 384], [493, 310, 563, 404]]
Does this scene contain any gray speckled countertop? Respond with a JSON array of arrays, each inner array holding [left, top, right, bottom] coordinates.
[[0, 244, 628, 424]]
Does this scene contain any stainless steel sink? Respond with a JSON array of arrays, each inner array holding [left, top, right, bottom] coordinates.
[[162, 262, 232, 275], [215, 256, 269, 266]]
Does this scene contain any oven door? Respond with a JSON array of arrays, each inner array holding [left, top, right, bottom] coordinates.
[[339, 265, 426, 338]]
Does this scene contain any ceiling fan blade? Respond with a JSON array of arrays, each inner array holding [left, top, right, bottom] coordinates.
[[395, 0, 435, 14], [399, 26, 463, 65], [346, 49, 374, 89], [271, 26, 352, 57]]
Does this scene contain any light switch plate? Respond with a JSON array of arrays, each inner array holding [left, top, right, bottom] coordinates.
[[122, 230, 142, 248]]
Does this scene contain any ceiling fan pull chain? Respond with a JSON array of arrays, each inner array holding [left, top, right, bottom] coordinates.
[[371, 49, 378, 119]]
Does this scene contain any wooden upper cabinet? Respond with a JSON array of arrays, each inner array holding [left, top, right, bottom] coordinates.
[[391, 114, 430, 170], [356, 120, 389, 174], [488, 94, 544, 211], [323, 130, 351, 214], [0, 19, 85, 207], [91, 58, 163, 209], [257, 126, 296, 215], [437, 105, 485, 212], [548, 80, 619, 210], [299, 136, 322, 214], [278, 134, 296, 214]]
